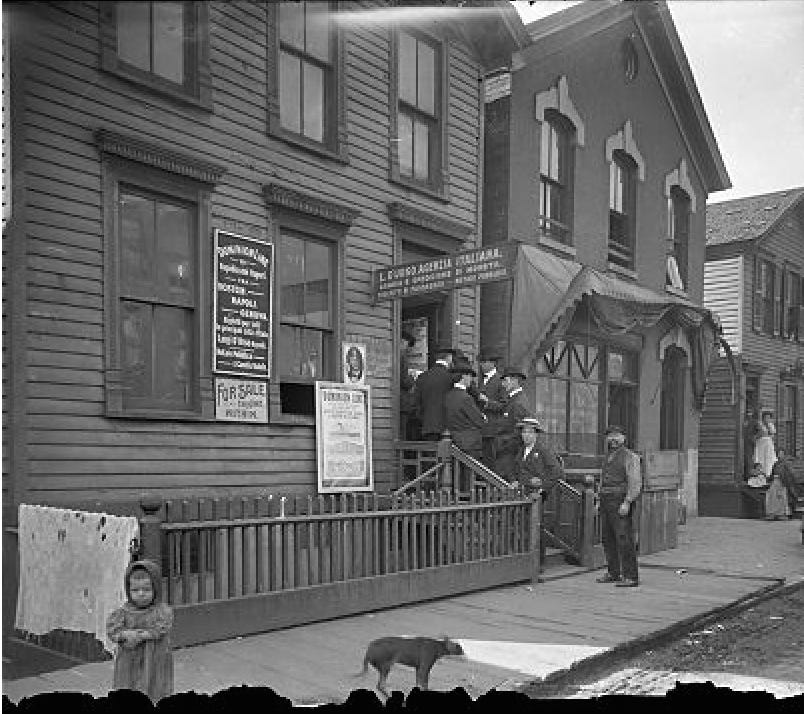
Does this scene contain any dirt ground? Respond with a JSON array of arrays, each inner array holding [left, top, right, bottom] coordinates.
[[528, 583, 804, 697]]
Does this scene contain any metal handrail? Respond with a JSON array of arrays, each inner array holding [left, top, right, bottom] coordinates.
[[450, 446, 514, 490]]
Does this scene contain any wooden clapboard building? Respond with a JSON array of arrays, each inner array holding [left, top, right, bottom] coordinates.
[[481, 0, 730, 520], [2, 1, 527, 631], [700, 187, 804, 517]]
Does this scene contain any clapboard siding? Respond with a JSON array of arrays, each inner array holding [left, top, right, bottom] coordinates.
[[698, 358, 737, 485], [9, 1, 492, 505], [703, 256, 741, 353]]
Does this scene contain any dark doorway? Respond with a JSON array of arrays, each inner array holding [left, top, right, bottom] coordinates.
[[660, 347, 686, 450]]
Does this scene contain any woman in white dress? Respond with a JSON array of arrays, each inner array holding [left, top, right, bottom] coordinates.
[[753, 408, 777, 478]]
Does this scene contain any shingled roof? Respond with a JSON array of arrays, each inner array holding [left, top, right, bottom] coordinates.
[[706, 187, 804, 247]]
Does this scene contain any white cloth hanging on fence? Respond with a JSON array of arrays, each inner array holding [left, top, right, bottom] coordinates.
[[15, 504, 139, 655]]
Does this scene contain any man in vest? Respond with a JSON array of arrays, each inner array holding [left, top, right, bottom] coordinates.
[[444, 359, 487, 460], [414, 346, 457, 441], [494, 369, 533, 480], [476, 351, 508, 469], [596, 425, 642, 587]]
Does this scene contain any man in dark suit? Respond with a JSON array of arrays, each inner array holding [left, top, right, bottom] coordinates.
[[476, 351, 508, 469], [494, 369, 534, 480], [511, 417, 563, 498], [444, 360, 487, 459], [414, 346, 457, 441]]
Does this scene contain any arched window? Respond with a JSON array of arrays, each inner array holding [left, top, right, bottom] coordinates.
[[667, 186, 691, 290], [539, 110, 574, 244], [660, 346, 686, 449], [608, 151, 637, 270]]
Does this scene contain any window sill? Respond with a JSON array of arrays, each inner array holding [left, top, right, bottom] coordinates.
[[389, 174, 449, 203], [106, 407, 213, 421], [665, 285, 689, 299], [606, 262, 638, 281], [270, 129, 349, 164], [103, 65, 213, 112], [538, 235, 577, 258]]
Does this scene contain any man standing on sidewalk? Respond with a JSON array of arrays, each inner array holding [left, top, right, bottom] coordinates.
[[597, 425, 642, 588]]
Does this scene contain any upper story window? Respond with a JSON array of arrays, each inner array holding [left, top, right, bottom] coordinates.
[[608, 151, 637, 270], [783, 269, 803, 340], [391, 30, 445, 195], [100, 2, 211, 108], [753, 258, 776, 335], [269, 3, 345, 159], [539, 111, 574, 244], [667, 187, 691, 290]]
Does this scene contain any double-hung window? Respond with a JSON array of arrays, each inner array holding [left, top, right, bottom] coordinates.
[[667, 187, 690, 290], [539, 111, 573, 244], [608, 151, 637, 270], [783, 270, 802, 340], [100, 2, 211, 107], [393, 30, 443, 193], [278, 232, 336, 416], [753, 259, 775, 335]]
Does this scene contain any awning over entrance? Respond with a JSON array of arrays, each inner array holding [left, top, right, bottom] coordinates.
[[510, 244, 720, 409]]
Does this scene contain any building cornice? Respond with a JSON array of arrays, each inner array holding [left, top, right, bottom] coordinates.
[[263, 183, 360, 225], [387, 202, 473, 242]]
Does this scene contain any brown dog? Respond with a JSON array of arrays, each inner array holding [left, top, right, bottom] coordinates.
[[354, 636, 464, 695]]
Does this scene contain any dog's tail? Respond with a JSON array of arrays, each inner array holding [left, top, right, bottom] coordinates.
[[350, 656, 370, 679]]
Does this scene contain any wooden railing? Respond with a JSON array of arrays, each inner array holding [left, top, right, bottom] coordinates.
[[137, 488, 538, 646]]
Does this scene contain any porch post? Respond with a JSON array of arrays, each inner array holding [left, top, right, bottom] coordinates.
[[529, 491, 542, 582], [580, 476, 597, 567], [438, 431, 453, 492], [138, 497, 164, 567]]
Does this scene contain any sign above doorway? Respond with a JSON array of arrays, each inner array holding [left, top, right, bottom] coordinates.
[[372, 242, 516, 302]]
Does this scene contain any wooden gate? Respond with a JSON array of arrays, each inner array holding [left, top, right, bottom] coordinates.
[[143, 488, 536, 647]]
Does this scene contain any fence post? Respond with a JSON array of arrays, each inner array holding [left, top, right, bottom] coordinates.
[[438, 431, 453, 492], [529, 491, 542, 582], [580, 476, 596, 567], [138, 497, 164, 566]]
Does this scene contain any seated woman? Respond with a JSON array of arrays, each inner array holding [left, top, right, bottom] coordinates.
[[745, 462, 768, 488]]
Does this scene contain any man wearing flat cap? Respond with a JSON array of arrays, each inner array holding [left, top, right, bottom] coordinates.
[[414, 345, 458, 441], [444, 359, 487, 459], [494, 368, 534, 479], [597, 425, 642, 587], [476, 351, 508, 468]]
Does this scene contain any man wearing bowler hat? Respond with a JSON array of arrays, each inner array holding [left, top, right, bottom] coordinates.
[[476, 351, 508, 468], [596, 425, 642, 587], [444, 359, 487, 459], [414, 345, 458, 441], [494, 368, 534, 479]]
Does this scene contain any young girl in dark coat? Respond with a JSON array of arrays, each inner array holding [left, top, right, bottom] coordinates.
[[106, 558, 174, 702]]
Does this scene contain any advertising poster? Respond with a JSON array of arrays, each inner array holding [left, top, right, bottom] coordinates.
[[315, 382, 373, 493], [342, 342, 367, 385], [402, 317, 429, 376], [213, 229, 273, 377], [214, 378, 268, 422]]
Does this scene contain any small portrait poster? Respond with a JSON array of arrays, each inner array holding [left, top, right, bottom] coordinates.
[[342, 342, 367, 385], [315, 381, 373, 493]]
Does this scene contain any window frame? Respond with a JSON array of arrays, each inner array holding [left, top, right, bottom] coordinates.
[[267, 1, 348, 162], [538, 109, 574, 245], [99, 1, 212, 110], [101, 155, 214, 420], [753, 257, 776, 336], [780, 382, 798, 457], [608, 150, 637, 271], [389, 26, 448, 200]]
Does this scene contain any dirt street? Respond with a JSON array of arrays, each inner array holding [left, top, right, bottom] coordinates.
[[525, 583, 804, 698]]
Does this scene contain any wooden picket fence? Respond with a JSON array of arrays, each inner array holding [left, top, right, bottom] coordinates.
[[142, 488, 537, 647]]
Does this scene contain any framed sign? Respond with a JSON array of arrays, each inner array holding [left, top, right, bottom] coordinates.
[[342, 342, 367, 385], [215, 378, 268, 422], [213, 229, 273, 377], [315, 381, 373, 493]]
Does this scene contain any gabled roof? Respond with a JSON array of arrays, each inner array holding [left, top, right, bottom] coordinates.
[[706, 187, 804, 247], [523, 0, 731, 195]]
